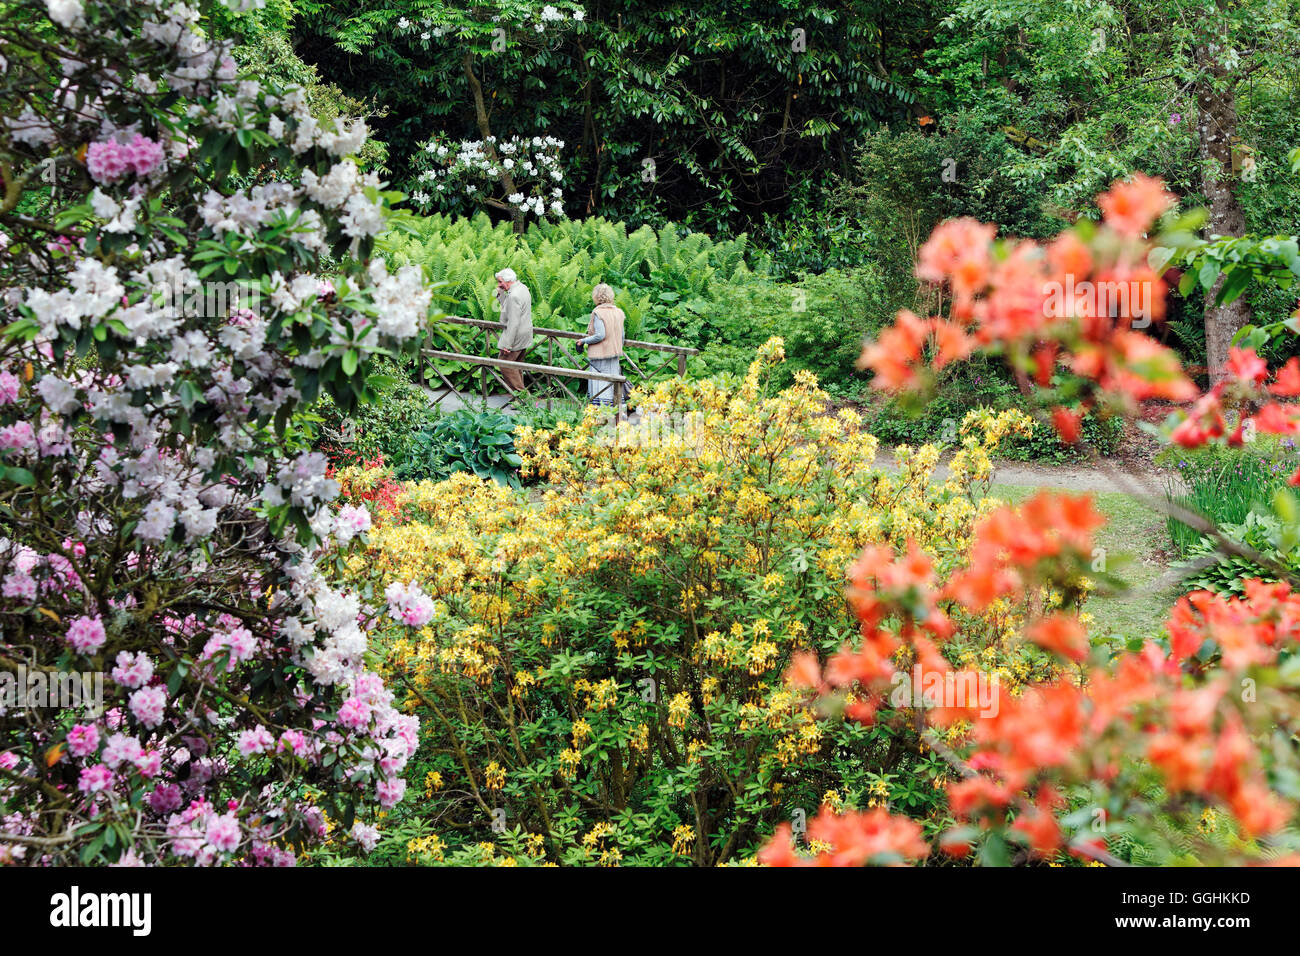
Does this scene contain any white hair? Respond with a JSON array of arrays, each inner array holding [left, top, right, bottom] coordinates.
[[495, 268, 517, 283], [591, 283, 615, 305]]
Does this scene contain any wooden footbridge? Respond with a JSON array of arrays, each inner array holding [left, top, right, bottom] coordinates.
[[417, 315, 699, 421]]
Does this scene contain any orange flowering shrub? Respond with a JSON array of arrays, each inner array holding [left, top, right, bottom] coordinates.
[[766, 175, 1300, 867], [769, 493, 1300, 866]]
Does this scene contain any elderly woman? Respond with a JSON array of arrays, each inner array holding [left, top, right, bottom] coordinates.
[[577, 283, 628, 407]]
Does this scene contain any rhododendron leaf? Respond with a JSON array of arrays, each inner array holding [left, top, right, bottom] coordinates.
[[156, 224, 187, 246], [4, 466, 36, 487], [166, 665, 186, 698], [54, 203, 91, 229], [342, 349, 359, 376]]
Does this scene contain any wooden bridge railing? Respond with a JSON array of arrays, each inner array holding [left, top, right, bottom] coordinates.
[[417, 315, 699, 415]]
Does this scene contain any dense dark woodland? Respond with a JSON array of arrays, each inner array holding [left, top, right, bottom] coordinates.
[[220, 0, 1300, 382]]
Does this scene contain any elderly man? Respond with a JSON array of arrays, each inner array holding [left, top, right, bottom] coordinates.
[[494, 268, 533, 394]]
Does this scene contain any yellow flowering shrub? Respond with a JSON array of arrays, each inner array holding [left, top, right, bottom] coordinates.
[[348, 339, 1054, 865]]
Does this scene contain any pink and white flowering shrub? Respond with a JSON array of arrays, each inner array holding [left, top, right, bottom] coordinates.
[[0, 0, 436, 865], [384, 580, 437, 628]]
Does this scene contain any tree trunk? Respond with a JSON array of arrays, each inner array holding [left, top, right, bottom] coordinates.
[[462, 51, 525, 234], [1193, 26, 1252, 380]]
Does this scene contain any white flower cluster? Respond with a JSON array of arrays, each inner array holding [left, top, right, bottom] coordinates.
[[301, 159, 386, 239], [395, 5, 585, 38], [413, 135, 567, 219]]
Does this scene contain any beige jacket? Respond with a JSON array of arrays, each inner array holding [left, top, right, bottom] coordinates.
[[585, 304, 626, 359], [497, 282, 533, 352]]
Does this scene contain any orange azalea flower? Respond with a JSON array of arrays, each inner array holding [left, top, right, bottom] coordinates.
[[1027, 613, 1089, 661], [1251, 402, 1299, 435], [1046, 231, 1093, 285], [1011, 799, 1063, 858], [1269, 357, 1300, 396], [946, 774, 1014, 817], [1147, 731, 1208, 792], [1226, 347, 1268, 387], [1096, 172, 1174, 238], [758, 807, 930, 867], [977, 241, 1053, 342], [825, 635, 896, 688], [915, 218, 997, 317], [857, 310, 929, 391], [1051, 406, 1083, 445], [1032, 342, 1059, 387], [784, 650, 822, 691], [930, 319, 975, 369]]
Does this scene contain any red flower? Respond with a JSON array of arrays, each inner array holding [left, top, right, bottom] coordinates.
[[1051, 406, 1083, 446], [1269, 357, 1300, 397], [1226, 347, 1268, 387]]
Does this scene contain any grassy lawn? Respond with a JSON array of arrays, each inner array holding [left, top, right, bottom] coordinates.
[[988, 483, 1179, 643]]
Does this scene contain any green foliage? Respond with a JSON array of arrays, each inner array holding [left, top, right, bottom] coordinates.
[[290, 1, 942, 232], [1162, 438, 1300, 599], [1178, 511, 1300, 597], [1162, 438, 1300, 557], [210, 0, 389, 170], [688, 268, 890, 393], [866, 362, 1122, 461], [312, 359, 436, 464], [379, 211, 765, 386], [800, 126, 1064, 338], [393, 408, 523, 487]]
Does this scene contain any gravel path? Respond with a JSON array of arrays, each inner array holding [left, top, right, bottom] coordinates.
[[876, 449, 1183, 496]]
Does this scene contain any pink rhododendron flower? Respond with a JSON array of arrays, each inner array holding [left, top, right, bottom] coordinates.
[[111, 650, 154, 688], [375, 777, 406, 808], [78, 764, 114, 795], [148, 784, 182, 815], [205, 812, 241, 853], [65, 614, 107, 653], [85, 134, 165, 184], [201, 624, 258, 672], [133, 751, 163, 778], [277, 729, 307, 755], [337, 696, 371, 732], [101, 733, 143, 768], [0, 422, 35, 453], [128, 685, 167, 728], [66, 723, 99, 758], [236, 725, 275, 756], [0, 371, 19, 404], [2, 570, 36, 602], [384, 580, 436, 628], [334, 504, 371, 544], [351, 821, 380, 853]]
